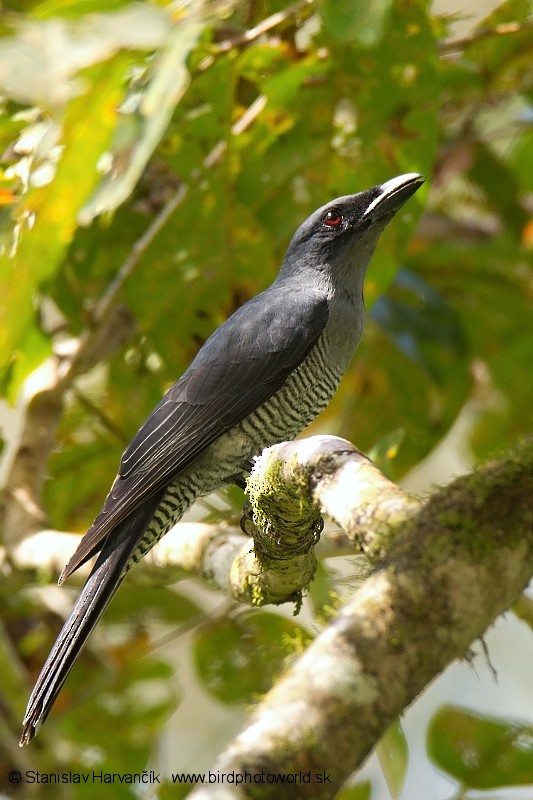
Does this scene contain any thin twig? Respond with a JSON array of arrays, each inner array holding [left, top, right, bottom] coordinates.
[[56, 184, 188, 390], [231, 95, 267, 136], [69, 87, 267, 364], [92, 185, 188, 328], [71, 386, 130, 445], [214, 0, 313, 53], [439, 19, 533, 53], [203, 94, 267, 170]]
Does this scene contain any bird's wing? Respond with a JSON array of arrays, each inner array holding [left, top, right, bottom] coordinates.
[[60, 286, 329, 581]]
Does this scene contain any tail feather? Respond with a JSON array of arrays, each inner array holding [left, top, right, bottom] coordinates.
[[20, 496, 162, 746]]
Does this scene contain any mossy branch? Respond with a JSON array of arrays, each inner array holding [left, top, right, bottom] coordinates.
[[6, 428, 533, 800], [191, 435, 533, 800]]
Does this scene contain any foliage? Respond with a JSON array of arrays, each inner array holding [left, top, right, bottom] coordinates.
[[0, 0, 532, 797], [428, 705, 533, 791]]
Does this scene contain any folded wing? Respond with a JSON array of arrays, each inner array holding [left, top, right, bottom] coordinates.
[[60, 285, 329, 582]]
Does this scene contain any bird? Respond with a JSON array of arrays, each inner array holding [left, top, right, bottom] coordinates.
[[20, 172, 424, 745]]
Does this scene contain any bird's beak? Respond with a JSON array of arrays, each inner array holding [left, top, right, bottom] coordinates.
[[363, 173, 424, 221]]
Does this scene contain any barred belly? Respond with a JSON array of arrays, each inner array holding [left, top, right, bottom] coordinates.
[[127, 331, 346, 570]]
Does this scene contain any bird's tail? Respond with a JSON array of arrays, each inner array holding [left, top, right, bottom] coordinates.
[[20, 497, 161, 746]]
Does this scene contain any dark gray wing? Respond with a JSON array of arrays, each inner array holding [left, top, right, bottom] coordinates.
[[60, 285, 328, 581]]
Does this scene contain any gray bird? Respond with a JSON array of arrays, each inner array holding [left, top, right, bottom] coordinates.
[[20, 172, 424, 745]]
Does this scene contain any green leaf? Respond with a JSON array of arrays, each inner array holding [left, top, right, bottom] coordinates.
[[509, 128, 533, 192], [159, 781, 190, 800], [105, 585, 202, 626], [306, 560, 339, 620], [336, 780, 372, 800], [193, 611, 312, 705], [0, 6, 170, 108], [318, 0, 392, 46], [59, 651, 179, 770], [368, 429, 406, 479], [45, 438, 125, 532], [0, 52, 134, 389], [1, 322, 52, 404], [31, 0, 134, 20], [79, 6, 204, 223], [377, 719, 409, 798], [410, 237, 533, 460], [468, 142, 528, 240], [513, 594, 533, 631], [371, 269, 467, 383], [466, 0, 533, 80], [428, 705, 533, 789]]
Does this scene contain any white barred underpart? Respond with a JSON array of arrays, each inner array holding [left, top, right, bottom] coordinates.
[[126, 331, 345, 571]]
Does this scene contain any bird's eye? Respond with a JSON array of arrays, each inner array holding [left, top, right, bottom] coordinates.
[[322, 209, 343, 228]]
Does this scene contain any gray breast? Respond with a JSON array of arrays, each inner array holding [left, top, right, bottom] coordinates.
[[235, 293, 363, 449], [127, 300, 363, 570], [235, 332, 343, 446]]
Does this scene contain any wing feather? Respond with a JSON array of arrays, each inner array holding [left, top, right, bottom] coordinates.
[[60, 285, 328, 581]]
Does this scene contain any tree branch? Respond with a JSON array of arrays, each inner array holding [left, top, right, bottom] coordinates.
[[213, 0, 313, 54], [247, 436, 420, 562], [439, 19, 533, 54], [191, 435, 533, 800], [5, 421, 533, 800], [5, 437, 416, 605]]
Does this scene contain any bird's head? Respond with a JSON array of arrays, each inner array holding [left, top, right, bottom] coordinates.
[[279, 173, 424, 291]]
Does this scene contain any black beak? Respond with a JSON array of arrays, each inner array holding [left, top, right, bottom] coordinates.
[[363, 173, 424, 221]]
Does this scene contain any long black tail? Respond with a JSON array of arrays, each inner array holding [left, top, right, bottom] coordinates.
[[20, 496, 162, 746]]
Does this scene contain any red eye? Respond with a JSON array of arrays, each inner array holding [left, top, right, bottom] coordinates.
[[323, 210, 343, 228]]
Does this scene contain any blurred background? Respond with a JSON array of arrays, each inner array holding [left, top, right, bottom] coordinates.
[[0, 0, 532, 797]]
